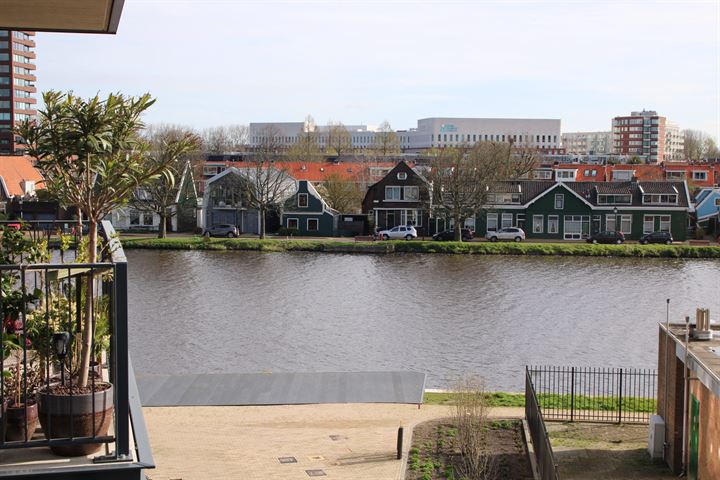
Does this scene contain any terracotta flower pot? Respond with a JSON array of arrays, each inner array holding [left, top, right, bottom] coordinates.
[[37, 384, 113, 456], [5, 401, 39, 442]]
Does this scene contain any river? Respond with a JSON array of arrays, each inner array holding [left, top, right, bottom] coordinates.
[[126, 250, 720, 390]]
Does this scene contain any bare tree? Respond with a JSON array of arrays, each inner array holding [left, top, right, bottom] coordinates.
[[236, 125, 296, 238], [202, 124, 248, 153], [683, 130, 719, 162], [326, 121, 353, 157], [287, 116, 323, 163], [131, 124, 202, 238], [504, 139, 540, 179], [369, 120, 401, 158], [452, 375, 495, 480], [427, 143, 507, 241], [318, 172, 362, 213]]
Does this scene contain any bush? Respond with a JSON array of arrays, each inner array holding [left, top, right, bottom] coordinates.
[[695, 226, 705, 240], [277, 227, 299, 237]]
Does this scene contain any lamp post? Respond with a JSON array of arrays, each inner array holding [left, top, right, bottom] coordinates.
[[52, 332, 70, 385]]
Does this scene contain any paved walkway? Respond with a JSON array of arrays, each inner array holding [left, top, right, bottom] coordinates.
[[143, 403, 524, 480]]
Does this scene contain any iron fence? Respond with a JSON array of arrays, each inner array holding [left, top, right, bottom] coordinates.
[[527, 365, 657, 424], [0, 220, 136, 463], [525, 367, 560, 480]]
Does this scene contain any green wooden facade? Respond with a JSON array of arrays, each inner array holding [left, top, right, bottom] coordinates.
[[281, 180, 339, 236], [473, 181, 691, 241]]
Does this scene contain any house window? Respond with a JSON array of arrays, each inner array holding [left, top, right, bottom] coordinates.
[[404, 209, 421, 226], [666, 171, 685, 179], [597, 194, 632, 205], [659, 215, 671, 232], [501, 213, 513, 229], [534, 170, 553, 180], [385, 186, 402, 200], [556, 170, 576, 181], [548, 215, 559, 234], [554, 194, 564, 210], [515, 214, 525, 229], [643, 215, 654, 234], [397, 172, 408, 180], [533, 215, 543, 233], [287, 218, 299, 229], [606, 214, 616, 232], [307, 218, 319, 231], [620, 215, 632, 234], [563, 215, 590, 240], [642, 194, 678, 205], [715, 198, 720, 207], [486, 213, 498, 231], [298, 193, 308, 208], [404, 186, 419, 201], [692, 171, 708, 181]]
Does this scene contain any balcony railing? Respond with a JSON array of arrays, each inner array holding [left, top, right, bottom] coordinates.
[[0, 220, 153, 480]]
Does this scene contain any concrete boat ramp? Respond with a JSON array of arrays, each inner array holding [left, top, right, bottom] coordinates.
[[136, 371, 426, 407]]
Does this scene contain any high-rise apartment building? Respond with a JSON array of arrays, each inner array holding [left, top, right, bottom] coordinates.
[[611, 110, 666, 163], [664, 123, 685, 162], [561, 131, 612, 154], [0, 30, 37, 155]]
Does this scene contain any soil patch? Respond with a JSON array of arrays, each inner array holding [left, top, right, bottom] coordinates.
[[406, 417, 533, 480], [42, 382, 112, 396], [548, 422, 674, 480]]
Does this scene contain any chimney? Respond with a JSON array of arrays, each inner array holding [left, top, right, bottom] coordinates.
[[693, 308, 713, 340]]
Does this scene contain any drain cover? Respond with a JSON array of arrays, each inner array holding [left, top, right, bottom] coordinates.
[[306, 470, 327, 477], [278, 457, 297, 464]]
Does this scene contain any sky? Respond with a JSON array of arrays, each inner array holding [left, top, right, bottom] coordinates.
[[35, 0, 720, 137]]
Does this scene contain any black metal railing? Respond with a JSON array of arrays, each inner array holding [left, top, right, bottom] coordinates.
[[527, 365, 657, 424], [525, 367, 560, 480], [0, 220, 151, 472]]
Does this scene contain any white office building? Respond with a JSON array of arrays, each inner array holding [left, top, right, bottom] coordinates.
[[249, 117, 562, 152]]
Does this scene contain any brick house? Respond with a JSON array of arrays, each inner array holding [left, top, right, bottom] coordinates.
[[657, 315, 720, 479]]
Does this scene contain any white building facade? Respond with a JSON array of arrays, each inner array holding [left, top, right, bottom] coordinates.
[[249, 117, 562, 152], [560, 131, 612, 154], [664, 123, 685, 162]]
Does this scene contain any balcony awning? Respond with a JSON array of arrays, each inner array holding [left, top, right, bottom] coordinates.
[[0, 0, 125, 34]]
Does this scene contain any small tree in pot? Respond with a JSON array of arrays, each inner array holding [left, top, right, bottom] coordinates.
[[16, 91, 179, 455]]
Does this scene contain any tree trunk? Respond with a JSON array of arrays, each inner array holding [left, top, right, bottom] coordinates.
[[77, 220, 98, 388], [454, 216, 465, 242], [259, 206, 266, 239], [158, 211, 167, 239]]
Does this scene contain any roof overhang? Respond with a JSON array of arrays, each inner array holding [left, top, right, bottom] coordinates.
[[0, 0, 125, 34]]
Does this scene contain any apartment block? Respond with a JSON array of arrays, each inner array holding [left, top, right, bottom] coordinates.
[[0, 30, 36, 155], [612, 110, 666, 163], [561, 131, 612, 154]]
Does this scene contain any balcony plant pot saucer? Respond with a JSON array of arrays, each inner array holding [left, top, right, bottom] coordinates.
[[37, 383, 113, 456], [6, 401, 39, 442]]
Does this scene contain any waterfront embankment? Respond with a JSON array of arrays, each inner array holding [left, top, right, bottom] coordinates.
[[121, 236, 720, 258]]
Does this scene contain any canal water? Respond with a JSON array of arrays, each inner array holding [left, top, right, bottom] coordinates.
[[126, 250, 720, 390]]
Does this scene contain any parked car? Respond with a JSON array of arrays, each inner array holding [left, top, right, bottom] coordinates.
[[485, 227, 525, 242], [586, 231, 624, 244], [432, 228, 474, 241], [203, 224, 239, 238], [376, 225, 418, 240], [639, 231, 673, 245]]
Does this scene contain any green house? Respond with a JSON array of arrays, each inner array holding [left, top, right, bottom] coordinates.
[[474, 180, 692, 241], [281, 180, 340, 236]]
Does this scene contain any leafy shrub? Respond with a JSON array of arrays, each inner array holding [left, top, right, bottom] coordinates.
[[277, 227, 300, 237]]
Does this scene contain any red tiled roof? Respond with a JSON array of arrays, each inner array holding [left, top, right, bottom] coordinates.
[[0, 156, 45, 197], [204, 160, 397, 183]]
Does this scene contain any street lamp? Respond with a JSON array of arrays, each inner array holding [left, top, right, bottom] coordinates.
[[52, 332, 70, 385]]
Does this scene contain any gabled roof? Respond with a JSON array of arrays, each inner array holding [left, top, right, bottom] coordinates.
[[0, 156, 45, 197]]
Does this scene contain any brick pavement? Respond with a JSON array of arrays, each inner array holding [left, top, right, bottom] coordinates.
[[143, 403, 524, 480]]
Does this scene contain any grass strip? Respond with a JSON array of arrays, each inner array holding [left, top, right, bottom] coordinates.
[[423, 391, 656, 413], [121, 236, 720, 258]]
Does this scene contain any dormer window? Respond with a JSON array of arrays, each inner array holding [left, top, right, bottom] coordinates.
[[487, 193, 521, 204], [692, 171, 708, 181], [397, 172, 408, 180], [642, 194, 678, 205], [612, 170, 634, 181], [555, 170, 577, 181], [597, 194, 632, 205], [298, 193, 308, 208]]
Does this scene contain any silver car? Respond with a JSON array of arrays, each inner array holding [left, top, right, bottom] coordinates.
[[485, 227, 526, 242], [203, 224, 239, 238], [377, 225, 418, 240]]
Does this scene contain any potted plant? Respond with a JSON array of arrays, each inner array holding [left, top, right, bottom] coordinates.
[[18, 91, 189, 456]]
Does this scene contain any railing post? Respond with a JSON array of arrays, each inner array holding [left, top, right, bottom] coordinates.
[[570, 366, 575, 423], [114, 260, 130, 459], [617, 368, 623, 424]]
